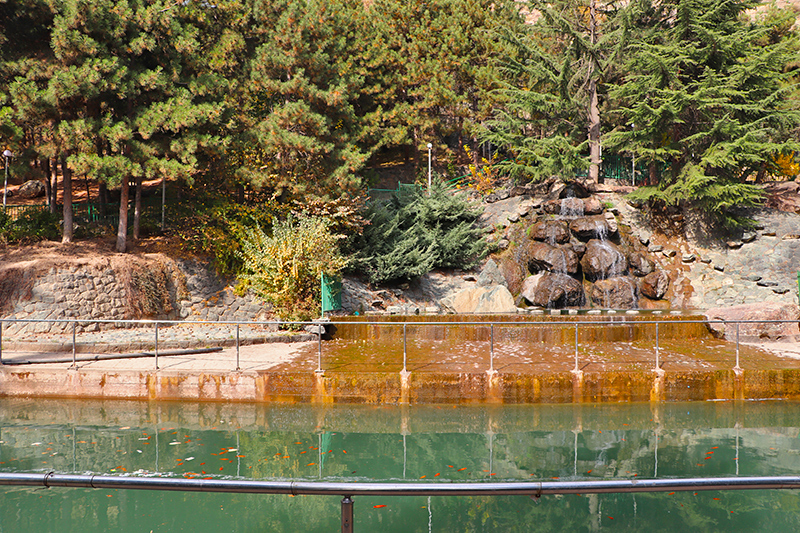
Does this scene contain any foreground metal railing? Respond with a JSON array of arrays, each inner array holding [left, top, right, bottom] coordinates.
[[0, 316, 795, 373], [1, 472, 799, 532]]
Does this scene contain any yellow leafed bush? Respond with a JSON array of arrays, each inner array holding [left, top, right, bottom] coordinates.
[[238, 214, 347, 321]]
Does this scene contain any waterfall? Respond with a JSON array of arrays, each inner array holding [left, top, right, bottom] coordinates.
[[560, 197, 584, 218]]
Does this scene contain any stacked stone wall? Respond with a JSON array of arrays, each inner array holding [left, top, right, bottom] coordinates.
[[1, 256, 270, 336]]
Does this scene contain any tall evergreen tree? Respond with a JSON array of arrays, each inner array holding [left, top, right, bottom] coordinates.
[[43, 0, 223, 251], [482, 0, 620, 183], [604, 0, 800, 226]]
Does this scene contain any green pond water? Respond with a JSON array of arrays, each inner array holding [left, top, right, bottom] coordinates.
[[1, 399, 799, 532]]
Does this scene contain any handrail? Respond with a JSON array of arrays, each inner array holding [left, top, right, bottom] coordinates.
[[1, 472, 800, 532], [0, 316, 794, 373]]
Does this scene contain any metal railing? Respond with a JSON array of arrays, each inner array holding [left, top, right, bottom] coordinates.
[[0, 316, 794, 374], [1, 472, 800, 532]]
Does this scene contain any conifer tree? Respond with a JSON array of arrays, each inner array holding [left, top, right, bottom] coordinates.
[[604, 0, 800, 226], [482, 0, 620, 183]]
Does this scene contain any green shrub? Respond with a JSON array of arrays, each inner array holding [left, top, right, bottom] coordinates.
[[175, 198, 286, 276], [0, 208, 60, 244], [238, 214, 347, 321], [350, 180, 487, 285]]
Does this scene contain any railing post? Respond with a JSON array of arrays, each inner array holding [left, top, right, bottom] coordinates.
[[573, 324, 579, 372], [735, 322, 741, 371], [154, 322, 159, 370], [315, 324, 323, 374], [235, 324, 240, 371], [71, 321, 77, 368], [341, 495, 354, 533], [403, 323, 407, 373], [654, 322, 660, 371], [489, 324, 494, 372]]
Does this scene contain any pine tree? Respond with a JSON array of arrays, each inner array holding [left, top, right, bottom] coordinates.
[[351, 181, 487, 285], [482, 0, 621, 183], [604, 0, 800, 226]]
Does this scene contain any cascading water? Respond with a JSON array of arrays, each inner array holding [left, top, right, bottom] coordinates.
[[559, 197, 584, 218]]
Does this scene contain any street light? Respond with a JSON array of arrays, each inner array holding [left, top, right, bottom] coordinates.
[[3, 149, 12, 210], [427, 143, 432, 190]]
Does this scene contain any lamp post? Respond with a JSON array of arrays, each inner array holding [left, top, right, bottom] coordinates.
[[3, 149, 12, 210], [427, 143, 432, 190]]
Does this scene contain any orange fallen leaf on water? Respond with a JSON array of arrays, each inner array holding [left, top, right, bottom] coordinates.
[[343, 450, 347, 454], [607, 517, 614, 520], [420, 475, 426, 479], [283, 456, 290, 459], [587, 470, 593, 474], [307, 463, 316, 466], [458, 468, 467, 471], [374, 505, 386, 509], [490, 473, 496, 476], [300, 451, 307, 454], [434, 473, 440, 477], [551, 477, 559, 479], [713, 498, 721, 500], [203, 477, 213, 480], [219, 467, 224, 471], [447, 465, 453, 468], [668, 492, 675, 495], [202, 471, 207, 474], [712, 447, 719, 449], [200, 463, 206, 466], [707, 451, 714, 455]]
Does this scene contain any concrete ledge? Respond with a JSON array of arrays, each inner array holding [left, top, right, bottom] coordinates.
[[2, 367, 800, 404]]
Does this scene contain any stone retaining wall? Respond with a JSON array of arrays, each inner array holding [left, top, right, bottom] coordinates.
[[1, 256, 271, 336]]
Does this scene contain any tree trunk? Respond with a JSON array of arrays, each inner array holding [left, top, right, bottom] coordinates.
[[61, 155, 73, 244], [133, 176, 142, 240], [648, 161, 658, 186], [99, 182, 108, 218], [43, 158, 51, 209], [116, 177, 129, 253], [50, 157, 58, 214], [587, 0, 602, 184]]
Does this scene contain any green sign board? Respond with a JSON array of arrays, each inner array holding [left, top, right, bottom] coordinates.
[[321, 272, 342, 314]]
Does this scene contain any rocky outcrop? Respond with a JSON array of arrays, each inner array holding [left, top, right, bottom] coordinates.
[[521, 273, 584, 308], [580, 240, 628, 281], [569, 216, 611, 240], [640, 271, 669, 300], [705, 303, 800, 342], [528, 220, 570, 244], [628, 252, 655, 277], [447, 285, 517, 314], [591, 278, 638, 309], [16, 180, 46, 199], [525, 242, 579, 275]]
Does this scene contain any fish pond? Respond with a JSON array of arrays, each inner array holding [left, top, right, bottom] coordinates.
[[0, 399, 799, 532]]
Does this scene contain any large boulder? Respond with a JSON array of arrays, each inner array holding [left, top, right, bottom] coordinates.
[[590, 277, 638, 309], [583, 196, 604, 215], [477, 259, 507, 287], [705, 303, 800, 342], [17, 180, 46, 199], [639, 271, 669, 300], [528, 220, 570, 244], [447, 285, 517, 314], [525, 242, 579, 275], [569, 215, 611, 240], [521, 272, 585, 308], [559, 197, 585, 217], [628, 252, 655, 277], [580, 239, 628, 281]]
